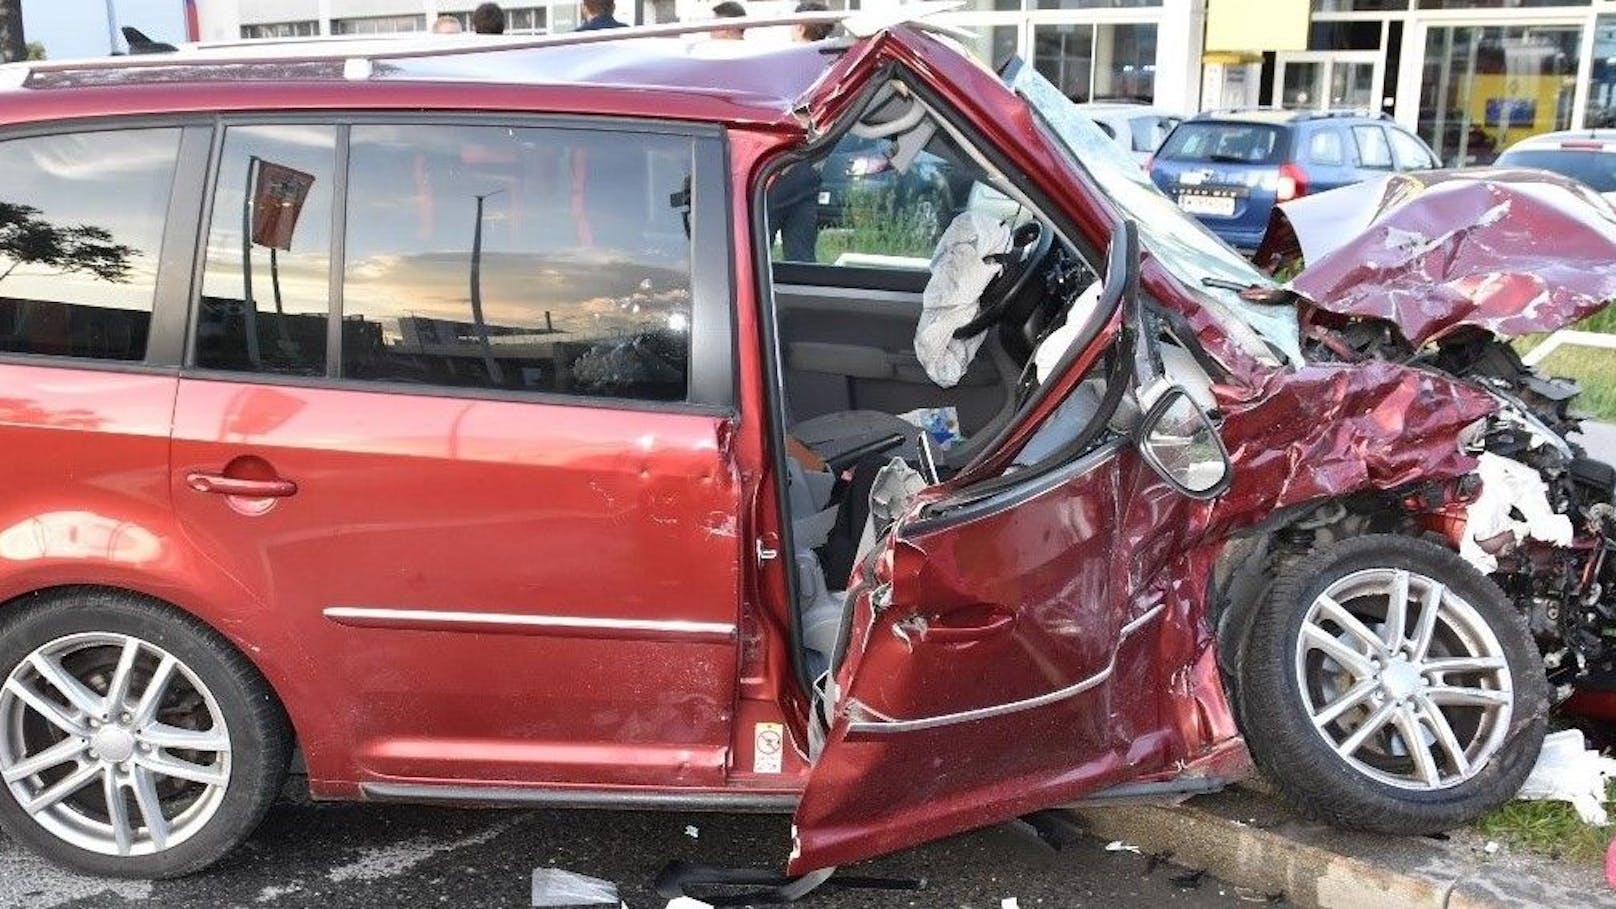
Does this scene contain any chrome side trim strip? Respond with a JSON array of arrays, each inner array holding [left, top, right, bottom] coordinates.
[[845, 603, 1168, 734], [360, 781, 798, 813], [322, 607, 736, 643]]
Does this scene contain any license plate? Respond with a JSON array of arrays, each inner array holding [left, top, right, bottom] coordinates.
[[1178, 193, 1235, 217], [817, 191, 831, 205]]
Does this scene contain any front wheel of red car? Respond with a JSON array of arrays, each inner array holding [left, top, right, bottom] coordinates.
[[0, 589, 291, 878], [1238, 535, 1548, 834]]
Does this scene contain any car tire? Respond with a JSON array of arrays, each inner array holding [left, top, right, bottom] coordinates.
[[0, 588, 291, 878], [1237, 535, 1547, 834]]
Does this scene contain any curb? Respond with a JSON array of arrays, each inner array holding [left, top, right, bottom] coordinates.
[[1067, 802, 1502, 909]]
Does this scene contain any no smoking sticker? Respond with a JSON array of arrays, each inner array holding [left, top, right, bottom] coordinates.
[[753, 722, 784, 773]]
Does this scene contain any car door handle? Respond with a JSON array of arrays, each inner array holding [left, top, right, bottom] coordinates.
[[919, 609, 1016, 644], [186, 472, 298, 498]]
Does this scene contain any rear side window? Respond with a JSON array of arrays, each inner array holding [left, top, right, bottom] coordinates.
[[197, 125, 338, 376], [342, 124, 694, 402], [1352, 125, 1393, 168], [1390, 129, 1438, 170], [1158, 122, 1284, 165], [1496, 148, 1616, 192], [0, 128, 181, 362], [1308, 129, 1346, 166]]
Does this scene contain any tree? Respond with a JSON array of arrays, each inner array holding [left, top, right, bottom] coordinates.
[[0, 0, 23, 65], [0, 202, 136, 286], [26, 41, 43, 61]]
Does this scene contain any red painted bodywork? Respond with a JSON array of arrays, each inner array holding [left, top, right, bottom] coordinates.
[[1254, 169, 1616, 347], [0, 25, 1550, 875]]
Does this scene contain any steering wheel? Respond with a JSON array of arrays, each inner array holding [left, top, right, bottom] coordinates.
[[951, 220, 1057, 342]]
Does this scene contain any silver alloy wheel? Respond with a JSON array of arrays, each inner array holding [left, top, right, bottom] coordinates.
[[0, 633, 231, 857], [1294, 568, 1513, 791]]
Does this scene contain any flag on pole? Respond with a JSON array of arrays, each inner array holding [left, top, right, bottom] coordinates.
[[250, 161, 315, 251]]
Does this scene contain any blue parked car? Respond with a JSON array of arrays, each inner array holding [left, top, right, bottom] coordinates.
[[1148, 110, 1440, 251]]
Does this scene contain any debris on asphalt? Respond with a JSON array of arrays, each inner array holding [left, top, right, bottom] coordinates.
[[531, 867, 620, 907], [684, 825, 700, 839], [1104, 840, 1142, 854], [664, 897, 715, 909], [1000, 897, 1020, 909], [1484, 841, 1500, 855], [1517, 728, 1616, 825]]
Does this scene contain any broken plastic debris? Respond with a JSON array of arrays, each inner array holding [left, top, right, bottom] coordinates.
[[1461, 452, 1575, 573], [1484, 841, 1500, 855], [665, 898, 715, 909], [1517, 728, 1616, 825], [684, 825, 700, 839], [1001, 898, 1021, 909], [531, 868, 619, 907], [1104, 840, 1142, 854]]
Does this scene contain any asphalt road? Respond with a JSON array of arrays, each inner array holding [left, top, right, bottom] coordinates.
[[1, 785, 1275, 909]]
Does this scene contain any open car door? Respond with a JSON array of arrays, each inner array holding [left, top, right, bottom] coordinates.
[[789, 220, 1239, 872]]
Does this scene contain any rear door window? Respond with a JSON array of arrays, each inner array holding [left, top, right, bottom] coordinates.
[[1157, 122, 1284, 165], [1308, 129, 1346, 166], [1352, 125, 1393, 169], [197, 125, 337, 376], [342, 124, 695, 402], [0, 128, 182, 362]]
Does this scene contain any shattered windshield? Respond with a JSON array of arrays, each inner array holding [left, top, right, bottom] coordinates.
[[1007, 62, 1302, 367]]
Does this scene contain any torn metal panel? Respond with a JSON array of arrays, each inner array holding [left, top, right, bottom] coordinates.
[[1255, 170, 1616, 347]]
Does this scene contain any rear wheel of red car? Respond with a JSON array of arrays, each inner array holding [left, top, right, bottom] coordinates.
[[1238, 535, 1547, 834], [0, 588, 290, 878]]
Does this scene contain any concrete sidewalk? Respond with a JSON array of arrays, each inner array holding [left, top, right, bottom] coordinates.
[[1069, 787, 1609, 909]]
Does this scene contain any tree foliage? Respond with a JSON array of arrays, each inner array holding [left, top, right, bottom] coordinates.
[[25, 41, 43, 61], [0, 202, 136, 285]]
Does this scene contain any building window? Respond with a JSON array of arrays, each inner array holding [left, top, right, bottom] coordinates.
[[1416, 0, 1588, 8], [331, 15, 427, 35], [241, 21, 319, 39], [0, 129, 181, 363], [1035, 0, 1162, 8], [1312, 0, 1407, 11], [341, 124, 695, 402], [197, 126, 338, 377], [446, 6, 548, 32], [1416, 23, 1581, 165], [1588, 16, 1616, 127], [1033, 22, 1159, 103]]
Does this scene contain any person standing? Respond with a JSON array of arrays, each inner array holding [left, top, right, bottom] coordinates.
[[793, 0, 832, 42], [576, 0, 627, 31], [710, 1, 746, 40], [471, 3, 506, 34], [432, 15, 464, 33], [766, 3, 832, 262]]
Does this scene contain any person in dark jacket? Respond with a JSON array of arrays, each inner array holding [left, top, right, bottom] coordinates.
[[577, 0, 627, 31], [710, 1, 746, 40]]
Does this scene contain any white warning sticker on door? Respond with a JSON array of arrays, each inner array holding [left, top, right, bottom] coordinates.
[[753, 722, 784, 774]]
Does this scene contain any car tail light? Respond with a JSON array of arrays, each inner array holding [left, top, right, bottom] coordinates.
[[848, 154, 891, 177], [1562, 139, 1606, 150], [1276, 162, 1308, 202]]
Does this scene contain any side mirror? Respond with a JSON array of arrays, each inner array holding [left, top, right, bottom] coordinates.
[[1137, 386, 1231, 498]]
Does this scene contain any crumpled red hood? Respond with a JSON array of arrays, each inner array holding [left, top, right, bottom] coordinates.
[[1254, 169, 1616, 347]]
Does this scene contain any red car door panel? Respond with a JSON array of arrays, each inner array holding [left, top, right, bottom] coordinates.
[[170, 379, 742, 789], [792, 440, 1169, 872]]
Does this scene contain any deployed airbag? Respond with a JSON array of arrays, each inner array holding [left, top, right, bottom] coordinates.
[[915, 211, 1011, 387]]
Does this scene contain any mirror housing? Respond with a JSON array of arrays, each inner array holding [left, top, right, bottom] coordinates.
[[1136, 385, 1231, 498]]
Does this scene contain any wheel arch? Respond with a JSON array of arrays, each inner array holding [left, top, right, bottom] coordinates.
[[0, 582, 309, 777]]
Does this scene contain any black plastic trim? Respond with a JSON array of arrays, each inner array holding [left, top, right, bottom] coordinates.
[[147, 124, 214, 369]]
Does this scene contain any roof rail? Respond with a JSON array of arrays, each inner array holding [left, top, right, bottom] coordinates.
[[1305, 107, 1392, 121], [3, 1, 970, 86]]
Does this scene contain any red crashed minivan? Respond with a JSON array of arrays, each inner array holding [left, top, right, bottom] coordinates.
[[0, 12, 1551, 883]]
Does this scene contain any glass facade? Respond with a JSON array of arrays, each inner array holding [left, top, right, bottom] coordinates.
[[332, 14, 427, 34], [1416, 23, 1581, 164], [240, 21, 318, 39]]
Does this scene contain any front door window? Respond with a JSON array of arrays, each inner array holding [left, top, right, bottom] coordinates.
[[1416, 23, 1581, 166]]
